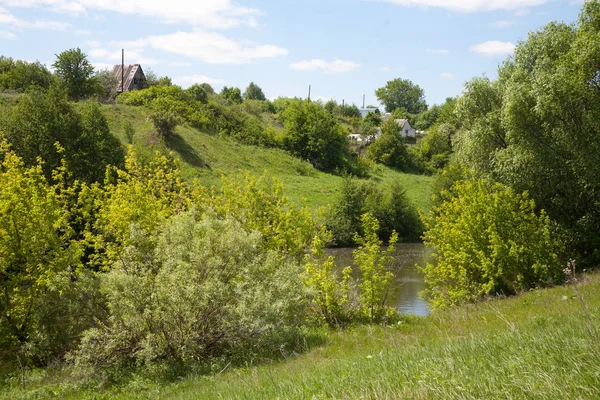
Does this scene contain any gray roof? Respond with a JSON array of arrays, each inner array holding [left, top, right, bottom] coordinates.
[[112, 64, 143, 92]]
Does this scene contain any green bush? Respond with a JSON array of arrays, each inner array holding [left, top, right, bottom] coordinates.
[[421, 179, 564, 309], [281, 101, 348, 171], [150, 109, 182, 138], [327, 177, 422, 246], [72, 211, 309, 371], [367, 118, 410, 170], [0, 57, 53, 92]]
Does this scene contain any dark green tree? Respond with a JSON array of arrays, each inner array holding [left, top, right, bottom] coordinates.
[[243, 82, 266, 101], [220, 86, 243, 104], [282, 101, 348, 171], [455, 1, 600, 266], [52, 48, 97, 100], [0, 86, 123, 183], [367, 118, 410, 170], [375, 78, 427, 114]]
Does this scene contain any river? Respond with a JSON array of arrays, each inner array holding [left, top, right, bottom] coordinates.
[[325, 243, 433, 316]]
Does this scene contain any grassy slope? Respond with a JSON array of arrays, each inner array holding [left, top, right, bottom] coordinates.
[[100, 104, 435, 212], [5, 274, 600, 399]]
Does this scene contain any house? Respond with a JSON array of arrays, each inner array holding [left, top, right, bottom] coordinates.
[[395, 119, 416, 137], [112, 64, 145, 92], [359, 107, 379, 118]]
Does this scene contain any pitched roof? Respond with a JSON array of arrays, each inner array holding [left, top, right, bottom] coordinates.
[[394, 118, 409, 127], [112, 64, 143, 92]]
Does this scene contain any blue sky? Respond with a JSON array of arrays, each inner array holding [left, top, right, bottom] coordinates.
[[0, 0, 586, 106]]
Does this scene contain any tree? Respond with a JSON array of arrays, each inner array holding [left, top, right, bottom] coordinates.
[[52, 48, 96, 100], [455, 1, 600, 266], [243, 82, 266, 101], [367, 118, 410, 170], [0, 86, 124, 183], [220, 86, 243, 104], [421, 179, 562, 309], [0, 57, 53, 92], [186, 83, 208, 103], [281, 100, 348, 171], [375, 78, 427, 114]]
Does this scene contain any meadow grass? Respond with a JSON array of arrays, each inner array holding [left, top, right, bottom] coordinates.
[[3, 274, 599, 399], [99, 104, 436, 213]]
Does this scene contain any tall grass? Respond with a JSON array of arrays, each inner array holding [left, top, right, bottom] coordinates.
[[3, 274, 599, 399]]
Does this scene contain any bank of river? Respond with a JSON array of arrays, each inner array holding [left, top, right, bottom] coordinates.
[[325, 243, 433, 316]]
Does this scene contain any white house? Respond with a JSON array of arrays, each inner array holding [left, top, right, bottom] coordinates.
[[395, 119, 416, 138], [359, 107, 379, 118]]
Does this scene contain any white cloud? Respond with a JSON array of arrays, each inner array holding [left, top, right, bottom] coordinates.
[[470, 40, 515, 56], [141, 30, 288, 64], [440, 72, 454, 79], [91, 61, 113, 71], [375, 0, 547, 13], [0, 6, 70, 30], [380, 66, 392, 71], [0, 0, 260, 29], [289, 59, 360, 74], [489, 20, 516, 28], [74, 29, 91, 35], [175, 74, 224, 86], [169, 61, 192, 67], [426, 48, 450, 55], [0, 29, 16, 39]]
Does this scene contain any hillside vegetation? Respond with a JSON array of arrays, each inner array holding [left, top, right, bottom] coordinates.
[[99, 103, 435, 212]]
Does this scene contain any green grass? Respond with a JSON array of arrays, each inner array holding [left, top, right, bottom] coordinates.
[[4, 274, 600, 399], [100, 104, 435, 212]]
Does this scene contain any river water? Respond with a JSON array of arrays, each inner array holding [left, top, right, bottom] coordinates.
[[325, 243, 433, 316]]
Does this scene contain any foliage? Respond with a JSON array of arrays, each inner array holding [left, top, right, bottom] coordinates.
[[141, 69, 172, 88], [455, 2, 600, 266], [243, 82, 266, 101], [0, 141, 86, 367], [415, 128, 452, 172], [358, 120, 378, 141], [303, 232, 353, 326], [0, 57, 53, 92], [375, 78, 427, 114], [367, 118, 410, 170], [185, 84, 208, 104], [72, 211, 310, 371], [220, 86, 243, 104], [150, 109, 182, 138], [94, 68, 119, 104], [0, 86, 124, 183], [95, 149, 190, 267], [281, 100, 348, 171], [353, 214, 398, 322], [327, 177, 422, 246], [52, 48, 97, 100], [421, 179, 563, 309], [363, 111, 381, 126], [195, 173, 320, 259]]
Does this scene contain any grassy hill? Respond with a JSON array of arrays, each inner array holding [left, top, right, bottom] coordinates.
[[4, 273, 599, 399], [100, 104, 435, 212]]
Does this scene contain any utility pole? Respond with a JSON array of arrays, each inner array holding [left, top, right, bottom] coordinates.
[[342, 99, 345, 117], [307, 85, 311, 102], [363, 94, 365, 109]]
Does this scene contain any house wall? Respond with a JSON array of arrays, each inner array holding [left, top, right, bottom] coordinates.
[[131, 69, 145, 90], [402, 123, 416, 137]]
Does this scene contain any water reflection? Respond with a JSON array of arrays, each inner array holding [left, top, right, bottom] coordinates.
[[325, 243, 433, 316]]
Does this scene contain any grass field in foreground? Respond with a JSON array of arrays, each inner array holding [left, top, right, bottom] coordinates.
[[4, 274, 599, 399]]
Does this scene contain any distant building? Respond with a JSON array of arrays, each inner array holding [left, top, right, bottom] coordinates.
[[395, 119, 416, 137], [359, 107, 380, 118], [112, 64, 145, 92]]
